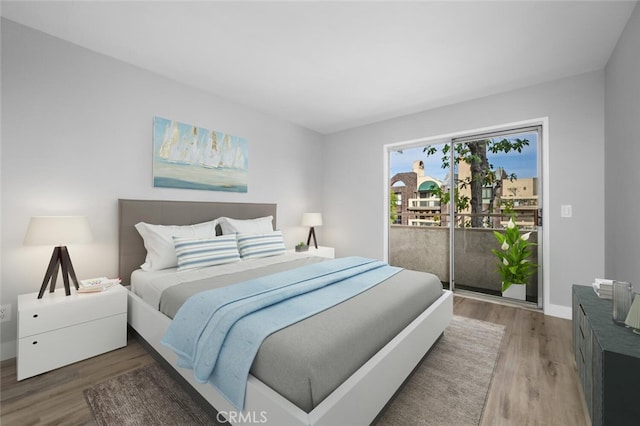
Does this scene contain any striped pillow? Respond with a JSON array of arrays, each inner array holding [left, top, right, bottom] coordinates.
[[173, 234, 240, 271], [237, 231, 287, 259]]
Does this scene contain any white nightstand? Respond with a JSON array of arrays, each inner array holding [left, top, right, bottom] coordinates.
[[308, 246, 335, 259], [17, 284, 127, 381]]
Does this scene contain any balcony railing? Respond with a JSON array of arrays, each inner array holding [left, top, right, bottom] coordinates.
[[389, 219, 539, 303], [407, 198, 440, 210], [399, 211, 539, 230]]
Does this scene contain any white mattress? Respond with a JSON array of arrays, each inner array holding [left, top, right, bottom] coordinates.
[[130, 251, 317, 309]]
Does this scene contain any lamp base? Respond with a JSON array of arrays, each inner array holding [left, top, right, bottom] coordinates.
[[306, 227, 318, 249], [37, 246, 80, 299]]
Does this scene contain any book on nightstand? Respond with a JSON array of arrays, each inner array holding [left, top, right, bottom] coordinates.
[[78, 277, 121, 293]]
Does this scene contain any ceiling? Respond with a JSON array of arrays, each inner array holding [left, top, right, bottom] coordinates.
[[2, 1, 636, 134]]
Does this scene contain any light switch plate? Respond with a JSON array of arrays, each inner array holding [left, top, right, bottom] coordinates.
[[561, 204, 572, 218]]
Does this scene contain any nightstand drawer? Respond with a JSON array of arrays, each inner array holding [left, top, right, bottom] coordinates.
[[17, 313, 126, 380], [18, 286, 127, 337]]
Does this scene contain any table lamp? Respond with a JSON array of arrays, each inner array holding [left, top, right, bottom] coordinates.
[[625, 294, 640, 335], [24, 216, 93, 298], [301, 213, 322, 249]]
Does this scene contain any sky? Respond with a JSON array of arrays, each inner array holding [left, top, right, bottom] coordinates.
[[390, 132, 538, 181]]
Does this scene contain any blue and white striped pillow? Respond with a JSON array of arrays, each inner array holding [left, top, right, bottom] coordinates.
[[173, 234, 240, 271], [237, 231, 287, 259]]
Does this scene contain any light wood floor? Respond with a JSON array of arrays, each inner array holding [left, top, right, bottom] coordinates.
[[0, 295, 589, 425], [453, 296, 589, 426]]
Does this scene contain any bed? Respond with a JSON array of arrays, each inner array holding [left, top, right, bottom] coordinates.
[[120, 199, 453, 426]]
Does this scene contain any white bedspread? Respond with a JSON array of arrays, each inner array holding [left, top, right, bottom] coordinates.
[[131, 251, 317, 309]]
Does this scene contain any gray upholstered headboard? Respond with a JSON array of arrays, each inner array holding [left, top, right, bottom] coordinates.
[[118, 199, 277, 284]]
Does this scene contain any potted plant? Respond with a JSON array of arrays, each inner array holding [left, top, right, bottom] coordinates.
[[491, 217, 537, 300], [295, 241, 309, 252]]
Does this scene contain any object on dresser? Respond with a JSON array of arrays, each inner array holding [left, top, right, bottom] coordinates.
[[591, 278, 613, 299], [79, 277, 121, 293], [612, 280, 633, 325], [625, 294, 640, 334]]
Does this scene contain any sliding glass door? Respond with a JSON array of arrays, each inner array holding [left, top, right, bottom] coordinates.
[[389, 126, 542, 307]]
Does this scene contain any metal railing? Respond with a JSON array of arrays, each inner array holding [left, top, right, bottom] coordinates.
[[398, 210, 539, 230], [407, 198, 441, 209]]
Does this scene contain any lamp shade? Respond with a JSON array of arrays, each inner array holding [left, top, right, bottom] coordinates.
[[24, 216, 93, 246], [625, 294, 640, 334], [301, 213, 323, 227]]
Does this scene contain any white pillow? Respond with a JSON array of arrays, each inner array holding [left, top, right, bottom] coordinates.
[[218, 216, 274, 235], [173, 234, 240, 271], [237, 230, 287, 259], [135, 219, 218, 271]]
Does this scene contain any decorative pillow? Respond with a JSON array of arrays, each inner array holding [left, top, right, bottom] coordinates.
[[134, 219, 218, 271], [237, 230, 287, 259], [218, 216, 274, 235], [173, 234, 240, 271]]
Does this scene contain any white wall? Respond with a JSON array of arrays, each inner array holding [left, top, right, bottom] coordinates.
[[4, 7, 636, 360], [323, 71, 606, 315], [0, 19, 324, 359], [604, 3, 640, 286]]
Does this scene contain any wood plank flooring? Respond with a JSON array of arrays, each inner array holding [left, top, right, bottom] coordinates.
[[0, 295, 589, 425], [453, 296, 590, 426]]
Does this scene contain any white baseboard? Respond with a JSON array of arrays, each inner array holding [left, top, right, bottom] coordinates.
[[544, 303, 572, 319]]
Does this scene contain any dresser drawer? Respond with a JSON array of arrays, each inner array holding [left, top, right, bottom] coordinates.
[[573, 297, 587, 358], [18, 286, 127, 337], [573, 295, 594, 415], [17, 313, 126, 380], [576, 304, 589, 355]]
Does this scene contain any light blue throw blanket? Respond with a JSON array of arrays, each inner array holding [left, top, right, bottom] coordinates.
[[161, 256, 402, 410]]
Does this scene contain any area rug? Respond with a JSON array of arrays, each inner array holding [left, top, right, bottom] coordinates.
[[84, 362, 217, 425], [84, 315, 504, 426], [375, 315, 505, 425]]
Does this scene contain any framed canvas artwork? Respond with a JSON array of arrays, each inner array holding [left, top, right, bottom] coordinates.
[[153, 116, 248, 192]]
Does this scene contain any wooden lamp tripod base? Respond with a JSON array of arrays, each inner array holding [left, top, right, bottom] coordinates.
[[37, 246, 80, 299], [306, 227, 318, 249]]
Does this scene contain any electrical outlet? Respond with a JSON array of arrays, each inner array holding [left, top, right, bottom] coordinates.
[[0, 304, 11, 323]]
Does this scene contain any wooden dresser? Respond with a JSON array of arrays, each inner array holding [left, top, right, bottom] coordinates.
[[572, 285, 640, 425]]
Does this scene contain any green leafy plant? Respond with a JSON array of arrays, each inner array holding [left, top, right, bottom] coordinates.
[[491, 217, 537, 292], [390, 191, 398, 223]]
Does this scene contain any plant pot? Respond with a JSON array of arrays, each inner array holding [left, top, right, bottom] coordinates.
[[295, 245, 309, 252], [502, 283, 526, 301]]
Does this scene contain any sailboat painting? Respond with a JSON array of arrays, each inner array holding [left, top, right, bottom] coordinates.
[[153, 116, 248, 192]]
